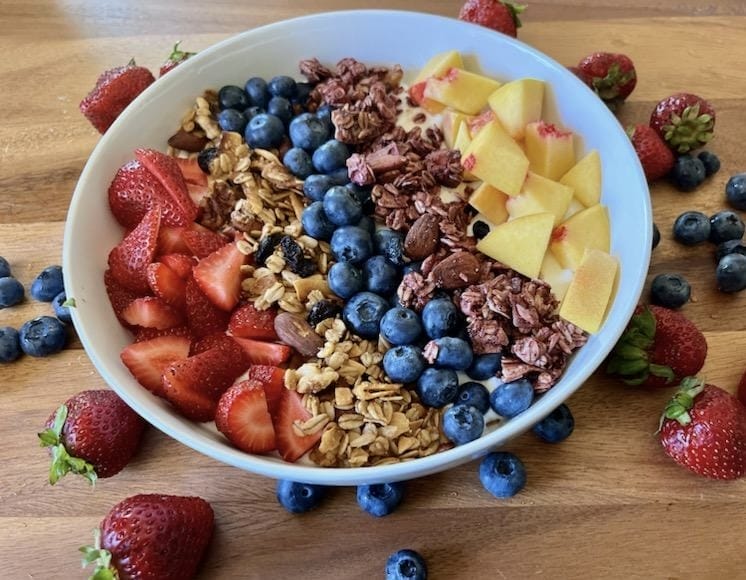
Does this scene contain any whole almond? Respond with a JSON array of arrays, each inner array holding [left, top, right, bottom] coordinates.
[[274, 312, 324, 357], [404, 214, 440, 260], [167, 129, 210, 152], [430, 252, 481, 289]]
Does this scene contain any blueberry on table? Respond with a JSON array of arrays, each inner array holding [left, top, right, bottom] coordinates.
[[301, 201, 335, 241], [217, 84, 249, 111], [373, 228, 406, 266], [276, 480, 326, 514], [0, 277, 24, 308], [356, 482, 404, 517], [672, 211, 710, 245], [30, 265, 64, 302], [697, 150, 721, 176], [19, 316, 67, 357], [217, 108, 247, 133], [650, 273, 691, 308], [330, 226, 373, 264], [670, 154, 706, 192], [363, 256, 400, 297], [421, 297, 460, 339], [466, 353, 502, 381], [245, 77, 270, 109], [479, 452, 527, 499], [532, 403, 575, 443], [416, 368, 459, 408], [342, 291, 389, 339], [303, 173, 334, 202], [383, 345, 426, 383], [385, 549, 428, 580], [312, 139, 350, 174], [443, 404, 484, 445], [380, 307, 423, 346], [52, 291, 72, 324], [244, 113, 285, 149], [725, 173, 746, 210], [489, 378, 534, 418], [282, 147, 314, 179], [0, 256, 10, 278], [323, 185, 363, 226], [327, 262, 364, 299], [267, 96, 293, 125], [289, 113, 330, 152], [454, 382, 491, 414], [652, 223, 661, 250], [267, 75, 297, 99], [429, 336, 473, 370], [715, 239, 746, 262], [709, 210, 745, 244], [716, 253, 746, 293], [0, 326, 21, 363]]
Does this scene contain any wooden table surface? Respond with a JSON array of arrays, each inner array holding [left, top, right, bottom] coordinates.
[[2, 1, 746, 578]]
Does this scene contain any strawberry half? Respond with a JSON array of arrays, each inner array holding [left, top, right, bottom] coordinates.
[[215, 379, 276, 453], [159, 41, 197, 76], [232, 337, 292, 367], [121, 296, 184, 329], [193, 241, 246, 311], [185, 275, 230, 338], [121, 335, 190, 397], [246, 365, 286, 413], [135, 148, 198, 223], [627, 124, 676, 182], [147, 262, 187, 310], [157, 226, 191, 255], [107, 206, 161, 294], [133, 325, 192, 343], [183, 224, 229, 258], [159, 253, 195, 279], [229, 303, 278, 340], [271, 389, 322, 462], [104, 268, 141, 326], [649, 93, 716, 153]]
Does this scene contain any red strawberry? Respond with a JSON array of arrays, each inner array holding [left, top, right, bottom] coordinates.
[[229, 303, 278, 340], [80, 494, 213, 580], [567, 65, 593, 88], [104, 268, 141, 325], [183, 224, 229, 258], [215, 380, 276, 453], [607, 305, 707, 388], [190, 332, 243, 356], [185, 275, 230, 338], [135, 148, 198, 223], [175, 156, 208, 186], [133, 325, 192, 343], [159, 253, 195, 279], [121, 335, 191, 396], [147, 262, 187, 310], [659, 377, 746, 480], [193, 242, 246, 311], [38, 390, 146, 484], [458, 0, 525, 38], [232, 337, 292, 367], [157, 226, 191, 255], [108, 206, 161, 293], [121, 296, 184, 329], [79, 60, 155, 133], [188, 182, 211, 205], [627, 124, 676, 182], [159, 41, 197, 76], [738, 370, 746, 406], [246, 365, 286, 413], [576, 52, 637, 106], [650, 93, 716, 153], [271, 389, 322, 462]]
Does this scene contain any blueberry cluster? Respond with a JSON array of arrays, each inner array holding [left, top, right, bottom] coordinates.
[[669, 150, 720, 192], [0, 260, 70, 362]]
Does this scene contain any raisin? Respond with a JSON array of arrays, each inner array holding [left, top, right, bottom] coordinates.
[[255, 233, 284, 266], [307, 299, 342, 327], [197, 147, 219, 174], [472, 220, 490, 240], [280, 235, 317, 277]]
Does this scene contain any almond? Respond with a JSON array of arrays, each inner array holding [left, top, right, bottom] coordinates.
[[274, 312, 324, 357], [404, 213, 440, 260], [429, 252, 481, 289], [167, 129, 210, 152]]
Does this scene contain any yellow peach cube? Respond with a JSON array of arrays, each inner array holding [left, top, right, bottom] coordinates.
[[424, 68, 502, 115], [559, 249, 618, 333], [442, 110, 470, 149], [413, 50, 464, 83], [550, 204, 610, 270], [560, 150, 602, 207], [461, 121, 529, 196], [469, 182, 509, 225], [505, 172, 574, 226], [524, 120, 576, 181], [488, 78, 545, 140]]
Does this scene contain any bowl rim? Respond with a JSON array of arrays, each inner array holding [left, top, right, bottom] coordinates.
[[63, 8, 651, 485]]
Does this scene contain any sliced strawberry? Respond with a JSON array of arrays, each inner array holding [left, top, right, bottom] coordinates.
[[121, 296, 184, 329], [190, 332, 245, 358], [215, 380, 276, 454], [108, 206, 161, 293], [157, 226, 190, 255], [174, 156, 208, 186], [187, 183, 211, 205], [271, 389, 322, 462], [134, 325, 192, 343], [246, 365, 286, 413], [193, 242, 246, 311], [183, 225, 229, 259], [135, 148, 198, 223], [232, 338, 292, 367], [185, 276, 230, 338], [147, 262, 187, 310], [121, 335, 191, 397], [229, 303, 278, 340], [104, 268, 142, 325], [159, 253, 195, 279]]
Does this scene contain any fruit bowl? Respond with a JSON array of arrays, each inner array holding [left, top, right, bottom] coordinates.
[[63, 10, 651, 485]]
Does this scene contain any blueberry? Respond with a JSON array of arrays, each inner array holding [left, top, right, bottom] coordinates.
[[244, 113, 285, 149], [342, 291, 389, 339], [650, 273, 691, 308], [312, 139, 350, 173], [428, 336, 473, 370], [217, 108, 247, 133], [454, 382, 490, 414], [709, 210, 745, 244], [0, 326, 21, 363], [244, 77, 270, 109], [472, 220, 490, 240], [316, 104, 334, 131], [421, 298, 460, 339], [0, 257, 10, 278], [532, 404, 575, 443], [373, 229, 406, 266], [466, 353, 502, 381], [416, 368, 459, 408], [402, 261, 423, 276], [363, 256, 400, 297], [267, 96, 293, 125], [489, 379, 534, 418], [330, 226, 373, 264], [301, 202, 335, 241], [217, 85, 249, 110], [0, 277, 24, 308], [18, 315, 67, 357], [302, 174, 332, 202], [356, 215, 376, 235], [697, 150, 721, 177], [30, 265, 64, 302], [715, 239, 746, 262], [652, 223, 661, 250], [479, 452, 527, 499], [327, 262, 364, 299], [52, 291, 72, 324], [267, 75, 296, 98], [670, 155, 706, 192], [289, 113, 330, 152], [726, 173, 746, 210], [385, 549, 428, 580], [307, 299, 342, 327], [276, 480, 325, 513], [243, 105, 264, 120], [323, 186, 363, 226], [356, 482, 404, 517], [328, 167, 350, 185], [717, 253, 746, 293], [292, 82, 313, 106], [383, 345, 426, 383], [673, 211, 710, 245], [283, 147, 314, 179], [443, 404, 484, 445], [197, 147, 218, 174], [380, 307, 422, 345]]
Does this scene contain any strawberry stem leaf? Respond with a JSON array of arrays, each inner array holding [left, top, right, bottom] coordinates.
[[502, 1, 527, 28], [660, 376, 705, 429], [662, 102, 715, 153], [37, 404, 98, 486], [606, 307, 657, 384], [80, 528, 117, 580]]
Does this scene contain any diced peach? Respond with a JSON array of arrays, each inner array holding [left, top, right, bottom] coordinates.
[[550, 204, 610, 270], [469, 182, 509, 225], [505, 172, 574, 226], [442, 110, 470, 149], [424, 68, 501, 115], [524, 121, 576, 181], [461, 121, 529, 195], [488, 78, 545, 140], [559, 249, 618, 333], [560, 150, 602, 207], [467, 110, 496, 138], [540, 252, 573, 304]]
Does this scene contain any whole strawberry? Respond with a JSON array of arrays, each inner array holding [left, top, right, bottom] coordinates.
[[80, 494, 214, 580], [650, 93, 716, 153], [38, 390, 146, 484], [737, 369, 746, 406], [79, 59, 155, 133], [458, 0, 526, 38], [627, 124, 676, 181], [659, 377, 746, 480], [567, 65, 593, 89], [159, 41, 197, 76], [606, 305, 707, 388], [577, 52, 637, 109]]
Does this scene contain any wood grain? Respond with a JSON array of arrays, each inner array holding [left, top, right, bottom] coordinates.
[[1, 2, 746, 579]]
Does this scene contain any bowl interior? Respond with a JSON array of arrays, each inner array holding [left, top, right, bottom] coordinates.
[[63, 10, 651, 485]]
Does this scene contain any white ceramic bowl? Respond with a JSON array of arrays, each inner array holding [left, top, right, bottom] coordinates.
[[63, 10, 651, 485]]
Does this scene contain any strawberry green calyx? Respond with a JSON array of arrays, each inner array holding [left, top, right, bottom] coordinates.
[[37, 404, 98, 486], [167, 40, 196, 62], [662, 103, 714, 153], [80, 528, 118, 580], [660, 376, 706, 429], [502, 1, 527, 28], [592, 62, 636, 102]]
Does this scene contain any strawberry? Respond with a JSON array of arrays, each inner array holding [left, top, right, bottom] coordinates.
[[649, 93, 716, 153], [157, 225, 191, 255], [188, 182, 211, 205], [79, 60, 155, 133], [121, 296, 185, 329], [121, 335, 191, 396], [147, 261, 187, 310], [246, 365, 286, 413], [159, 253, 195, 279], [174, 156, 208, 186], [271, 389, 322, 462], [159, 41, 197, 76], [626, 124, 676, 182], [738, 370, 746, 406], [659, 377, 746, 480], [190, 332, 242, 356], [80, 494, 213, 580], [458, 0, 526, 38], [606, 305, 707, 388], [185, 275, 230, 338], [104, 268, 141, 326], [38, 390, 146, 484], [183, 224, 229, 258], [576, 52, 637, 107], [135, 148, 198, 223], [229, 303, 278, 340], [215, 380, 276, 453], [567, 65, 593, 88], [107, 206, 161, 293], [232, 337, 292, 367], [133, 325, 192, 343], [193, 241, 246, 311]]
